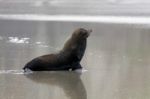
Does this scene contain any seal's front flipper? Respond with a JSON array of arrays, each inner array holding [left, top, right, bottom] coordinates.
[[71, 62, 82, 71]]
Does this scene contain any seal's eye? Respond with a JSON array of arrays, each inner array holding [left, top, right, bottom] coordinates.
[[80, 30, 87, 35], [80, 30, 88, 38]]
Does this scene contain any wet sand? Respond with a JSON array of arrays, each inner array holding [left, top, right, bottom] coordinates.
[[0, 20, 150, 99]]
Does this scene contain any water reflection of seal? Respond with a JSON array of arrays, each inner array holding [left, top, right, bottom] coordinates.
[[23, 28, 92, 71], [25, 72, 87, 99]]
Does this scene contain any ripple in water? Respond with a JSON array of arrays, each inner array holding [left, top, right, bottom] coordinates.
[[0, 70, 32, 74], [0, 69, 87, 75]]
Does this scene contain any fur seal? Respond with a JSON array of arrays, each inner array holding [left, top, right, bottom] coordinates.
[[23, 28, 92, 71]]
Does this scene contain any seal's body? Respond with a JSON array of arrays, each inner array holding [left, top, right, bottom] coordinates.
[[23, 28, 92, 71]]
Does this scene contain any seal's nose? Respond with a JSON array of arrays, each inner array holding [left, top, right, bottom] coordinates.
[[88, 29, 92, 33], [87, 29, 92, 37]]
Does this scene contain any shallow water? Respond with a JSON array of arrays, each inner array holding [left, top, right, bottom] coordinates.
[[1, 19, 150, 99]]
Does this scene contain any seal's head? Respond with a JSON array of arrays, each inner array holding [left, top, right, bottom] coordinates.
[[72, 28, 92, 40], [62, 28, 92, 52]]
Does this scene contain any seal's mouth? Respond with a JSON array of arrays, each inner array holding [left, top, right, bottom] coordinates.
[[86, 29, 92, 37]]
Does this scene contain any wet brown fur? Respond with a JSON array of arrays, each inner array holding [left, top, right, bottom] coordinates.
[[23, 28, 92, 71]]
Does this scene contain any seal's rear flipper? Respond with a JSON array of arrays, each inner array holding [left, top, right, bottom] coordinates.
[[71, 63, 82, 71]]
